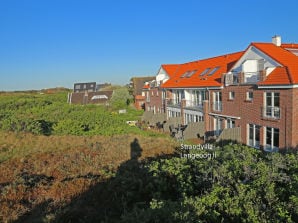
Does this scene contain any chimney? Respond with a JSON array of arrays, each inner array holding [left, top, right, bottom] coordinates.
[[272, 35, 281, 46]]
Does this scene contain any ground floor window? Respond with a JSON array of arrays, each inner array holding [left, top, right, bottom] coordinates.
[[227, 119, 235, 128], [265, 127, 279, 151], [194, 115, 204, 122], [248, 124, 260, 148]]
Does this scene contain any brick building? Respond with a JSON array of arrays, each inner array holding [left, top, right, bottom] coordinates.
[[144, 36, 298, 150], [129, 76, 155, 110], [142, 64, 179, 113], [68, 82, 113, 105]]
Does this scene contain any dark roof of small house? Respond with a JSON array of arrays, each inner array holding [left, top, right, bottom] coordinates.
[[69, 91, 114, 104]]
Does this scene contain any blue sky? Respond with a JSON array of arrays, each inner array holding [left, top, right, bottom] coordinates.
[[0, 0, 298, 91]]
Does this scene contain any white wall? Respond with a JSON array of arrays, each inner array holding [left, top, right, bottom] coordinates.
[[156, 67, 169, 84]]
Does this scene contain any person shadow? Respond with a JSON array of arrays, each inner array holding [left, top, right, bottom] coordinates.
[[13, 138, 178, 223]]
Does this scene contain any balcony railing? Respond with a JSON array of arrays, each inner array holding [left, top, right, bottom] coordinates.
[[243, 72, 260, 83], [167, 99, 181, 107], [262, 106, 280, 119], [185, 100, 203, 110], [212, 101, 222, 112], [225, 72, 261, 85]]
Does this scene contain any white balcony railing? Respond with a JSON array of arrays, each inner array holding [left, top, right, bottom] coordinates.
[[262, 106, 280, 119], [167, 99, 181, 107], [243, 72, 260, 83], [185, 100, 203, 110]]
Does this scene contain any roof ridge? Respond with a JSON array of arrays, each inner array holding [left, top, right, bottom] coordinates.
[[180, 51, 244, 64]]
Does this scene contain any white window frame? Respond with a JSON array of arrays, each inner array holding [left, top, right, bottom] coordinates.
[[213, 91, 222, 111], [264, 92, 280, 119], [247, 124, 260, 149], [229, 91, 235, 100], [265, 126, 279, 151], [246, 92, 253, 101], [227, 119, 235, 128]]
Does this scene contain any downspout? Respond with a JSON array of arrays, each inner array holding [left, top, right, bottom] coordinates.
[[285, 105, 287, 150]]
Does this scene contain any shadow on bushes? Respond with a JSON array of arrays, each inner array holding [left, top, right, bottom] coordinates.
[[14, 138, 191, 223]]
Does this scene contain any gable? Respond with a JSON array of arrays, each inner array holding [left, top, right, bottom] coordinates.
[[229, 45, 281, 76]]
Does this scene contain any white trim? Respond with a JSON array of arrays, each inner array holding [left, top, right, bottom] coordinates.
[[258, 84, 298, 89], [208, 113, 241, 120]]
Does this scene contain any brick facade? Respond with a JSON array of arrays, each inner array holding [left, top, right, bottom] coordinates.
[[144, 87, 164, 113], [208, 86, 296, 149]]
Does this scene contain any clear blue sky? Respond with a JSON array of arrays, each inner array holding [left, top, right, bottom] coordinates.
[[1, 0, 298, 91]]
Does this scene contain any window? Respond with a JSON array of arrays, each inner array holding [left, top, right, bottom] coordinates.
[[193, 90, 206, 106], [264, 92, 280, 119], [75, 85, 80, 89], [186, 70, 197, 77], [214, 117, 223, 135], [208, 66, 220, 76], [227, 119, 235, 128], [265, 127, 279, 151], [181, 70, 197, 78], [229, 91, 235, 100], [213, 92, 222, 111], [248, 124, 260, 148], [83, 84, 87, 89], [247, 92, 253, 101], [199, 68, 210, 76], [174, 90, 185, 105], [180, 71, 190, 78]]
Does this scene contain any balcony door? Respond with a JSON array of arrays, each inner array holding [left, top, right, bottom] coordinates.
[[214, 117, 223, 136], [213, 91, 222, 111], [174, 90, 184, 105], [194, 90, 205, 106]]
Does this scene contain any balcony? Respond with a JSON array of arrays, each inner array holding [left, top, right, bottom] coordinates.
[[167, 99, 181, 108], [262, 106, 280, 119], [225, 72, 261, 86], [243, 72, 260, 83], [212, 101, 222, 112], [184, 100, 203, 111]]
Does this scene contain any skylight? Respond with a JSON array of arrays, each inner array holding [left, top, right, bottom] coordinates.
[[199, 68, 210, 76], [180, 71, 191, 78], [185, 70, 197, 77], [208, 66, 220, 76], [181, 70, 197, 78]]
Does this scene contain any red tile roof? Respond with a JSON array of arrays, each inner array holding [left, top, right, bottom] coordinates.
[[258, 67, 291, 85], [161, 52, 244, 88], [281, 43, 298, 49], [252, 43, 298, 85], [161, 64, 180, 77]]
